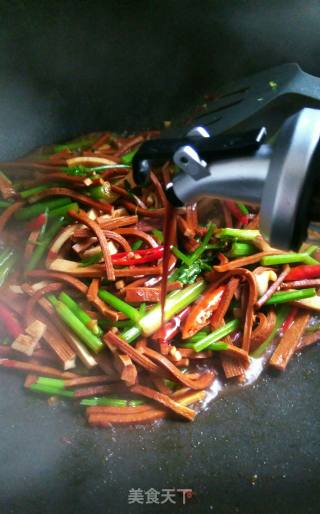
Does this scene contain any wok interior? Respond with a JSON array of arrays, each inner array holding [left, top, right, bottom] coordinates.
[[1, 2, 320, 513]]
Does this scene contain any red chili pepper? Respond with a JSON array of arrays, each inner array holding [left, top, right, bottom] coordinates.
[[153, 306, 191, 343], [224, 201, 248, 225], [285, 264, 320, 282], [26, 212, 47, 232], [0, 303, 23, 338], [182, 285, 226, 339], [112, 246, 164, 266], [281, 306, 298, 333]]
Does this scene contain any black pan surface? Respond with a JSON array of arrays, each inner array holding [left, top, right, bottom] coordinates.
[[0, 2, 320, 513]]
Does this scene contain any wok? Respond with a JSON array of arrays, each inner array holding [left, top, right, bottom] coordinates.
[[0, 1, 320, 513]]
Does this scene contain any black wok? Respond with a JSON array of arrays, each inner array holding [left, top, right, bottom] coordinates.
[[0, 2, 319, 513]]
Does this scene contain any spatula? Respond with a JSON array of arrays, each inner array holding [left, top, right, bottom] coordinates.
[[133, 64, 320, 250], [176, 62, 320, 136]]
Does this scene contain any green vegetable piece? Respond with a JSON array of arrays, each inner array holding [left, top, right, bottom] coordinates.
[[216, 228, 260, 240], [206, 341, 229, 351], [19, 185, 48, 199], [98, 289, 141, 322], [48, 297, 104, 353], [36, 377, 65, 389], [265, 288, 316, 305], [121, 325, 142, 343], [261, 253, 318, 266], [172, 246, 191, 265], [189, 223, 215, 264], [183, 329, 210, 345], [59, 292, 102, 336], [16, 197, 70, 221], [25, 217, 65, 272], [138, 280, 206, 337], [80, 396, 145, 407], [131, 239, 143, 250], [88, 184, 118, 202], [182, 319, 240, 353], [152, 229, 164, 243], [169, 259, 210, 285], [305, 245, 318, 256], [237, 202, 249, 215], [48, 202, 79, 218], [28, 383, 74, 398], [230, 242, 256, 257], [121, 147, 139, 165]]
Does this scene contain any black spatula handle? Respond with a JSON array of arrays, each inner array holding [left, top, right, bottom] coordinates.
[[133, 128, 266, 185]]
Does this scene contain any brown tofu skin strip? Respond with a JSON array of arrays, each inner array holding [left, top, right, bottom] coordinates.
[[269, 311, 310, 371], [297, 330, 320, 351]]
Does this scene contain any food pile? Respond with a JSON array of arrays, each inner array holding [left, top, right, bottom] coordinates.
[[0, 130, 319, 427]]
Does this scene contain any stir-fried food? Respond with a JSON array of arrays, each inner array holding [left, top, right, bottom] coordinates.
[[0, 131, 319, 427]]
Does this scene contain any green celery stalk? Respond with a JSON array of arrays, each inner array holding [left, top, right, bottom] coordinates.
[[16, 197, 70, 220], [36, 377, 65, 389], [19, 185, 48, 199], [172, 246, 191, 265], [121, 325, 142, 343], [183, 329, 210, 344], [98, 289, 141, 322], [182, 319, 240, 352], [59, 292, 102, 336], [80, 396, 145, 407], [251, 305, 289, 357], [28, 383, 74, 397], [305, 245, 318, 256], [230, 241, 256, 257], [189, 223, 215, 264], [48, 296, 104, 353], [139, 302, 147, 316], [138, 280, 206, 337], [100, 319, 135, 330], [265, 288, 316, 305], [25, 217, 65, 272], [48, 202, 79, 218], [261, 253, 318, 266], [205, 341, 229, 351], [216, 228, 260, 240], [121, 282, 206, 343]]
